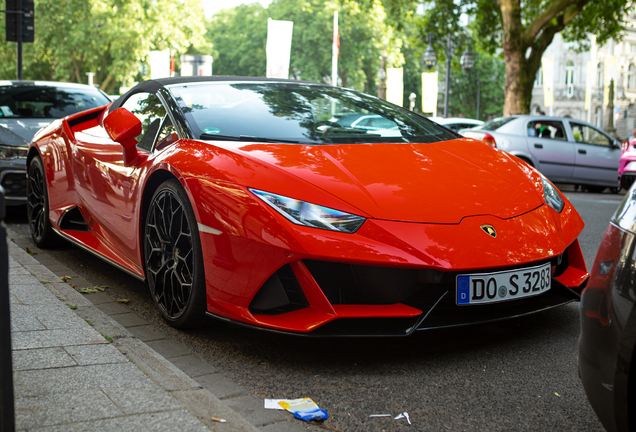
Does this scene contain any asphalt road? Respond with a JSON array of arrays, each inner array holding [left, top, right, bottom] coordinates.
[[4, 186, 625, 432]]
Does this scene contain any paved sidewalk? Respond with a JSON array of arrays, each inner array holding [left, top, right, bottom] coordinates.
[[8, 240, 261, 432]]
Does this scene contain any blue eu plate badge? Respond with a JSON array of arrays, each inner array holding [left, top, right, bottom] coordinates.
[[457, 276, 470, 305]]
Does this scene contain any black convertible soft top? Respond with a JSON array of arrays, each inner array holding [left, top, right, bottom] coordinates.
[[109, 76, 316, 112]]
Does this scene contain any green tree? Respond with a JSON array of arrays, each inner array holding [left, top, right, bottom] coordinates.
[[443, 51, 506, 120], [206, 0, 402, 94], [206, 4, 269, 77], [0, 0, 208, 94], [382, 0, 633, 115]]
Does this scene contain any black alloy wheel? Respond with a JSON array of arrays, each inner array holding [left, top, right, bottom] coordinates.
[[144, 179, 206, 329], [26, 156, 59, 247]]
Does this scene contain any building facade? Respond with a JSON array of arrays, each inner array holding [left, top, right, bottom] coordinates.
[[531, 15, 636, 140]]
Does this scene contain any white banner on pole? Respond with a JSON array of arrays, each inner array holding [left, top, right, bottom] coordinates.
[[266, 19, 294, 79], [585, 61, 593, 111], [149, 50, 171, 79], [422, 72, 438, 116], [542, 56, 554, 108], [332, 11, 339, 86], [386, 68, 403, 106]]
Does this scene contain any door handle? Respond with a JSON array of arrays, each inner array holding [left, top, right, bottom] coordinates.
[[578, 149, 587, 154], [534, 143, 543, 149]]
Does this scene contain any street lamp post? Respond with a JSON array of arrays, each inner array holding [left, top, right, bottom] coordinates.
[[422, 33, 475, 118]]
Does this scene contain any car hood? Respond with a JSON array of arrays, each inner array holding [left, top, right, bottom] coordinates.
[[231, 139, 545, 224], [0, 118, 53, 144]]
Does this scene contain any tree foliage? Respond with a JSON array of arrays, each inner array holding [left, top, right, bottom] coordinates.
[[206, 4, 269, 77], [0, 0, 208, 94], [207, 0, 402, 94], [382, 0, 633, 115]]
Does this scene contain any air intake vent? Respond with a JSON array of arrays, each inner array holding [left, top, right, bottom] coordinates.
[[58, 207, 89, 231], [249, 264, 309, 315]]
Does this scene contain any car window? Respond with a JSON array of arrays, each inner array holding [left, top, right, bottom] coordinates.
[[479, 117, 516, 131], [121, 92, 167, 151], [155, 117, 178, 151], [569, 122, 612, 147], [0, 85, 110, 119], [527, 120, 567, 140], [168, 82, 456, 145]]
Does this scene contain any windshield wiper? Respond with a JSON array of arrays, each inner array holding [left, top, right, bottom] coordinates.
[[199, 133, 311, 144]]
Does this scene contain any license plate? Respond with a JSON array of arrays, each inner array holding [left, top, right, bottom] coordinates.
[[456, 263, 551, 305]]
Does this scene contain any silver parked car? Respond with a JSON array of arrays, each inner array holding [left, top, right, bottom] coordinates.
[[429, 116, 484, 133], [0, 80, 111, 205], [461, 115, 622, 192]]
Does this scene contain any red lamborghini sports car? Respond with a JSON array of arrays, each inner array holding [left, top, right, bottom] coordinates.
[[27, 77, 589, 336]]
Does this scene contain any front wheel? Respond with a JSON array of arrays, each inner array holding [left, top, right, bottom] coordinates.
[[621, 175, 636, 191], [26, 156, 60, 248], [144, 179, 207, 329]]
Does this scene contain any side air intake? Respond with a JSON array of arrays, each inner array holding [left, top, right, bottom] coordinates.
[[58, 207, 89, 231]]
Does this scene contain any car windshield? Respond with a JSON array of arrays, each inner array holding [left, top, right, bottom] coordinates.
[[168, 82, 457, 145], [479, 116, 516, 131], [0, 85, 111, 119]]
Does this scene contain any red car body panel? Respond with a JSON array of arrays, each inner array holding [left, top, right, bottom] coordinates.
[[29, 101, 588, 335]]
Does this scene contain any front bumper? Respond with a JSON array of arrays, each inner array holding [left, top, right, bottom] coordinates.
[[199, 199, 588, 336], [0, 159, 27, 205]]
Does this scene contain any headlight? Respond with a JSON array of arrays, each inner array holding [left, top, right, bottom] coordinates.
[[541, 174, 564, 213], [249, 188, 366, 233], [0, 145, 27, 159]]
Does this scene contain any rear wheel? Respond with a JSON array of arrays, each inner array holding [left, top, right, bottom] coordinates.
[[583, 185, 606, 193], [144, 179, 207, 329], [26, 156, 59, 248]]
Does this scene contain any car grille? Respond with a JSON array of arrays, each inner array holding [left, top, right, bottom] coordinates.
[[247, 254, 577, 336], [1, 171, 26, 197]]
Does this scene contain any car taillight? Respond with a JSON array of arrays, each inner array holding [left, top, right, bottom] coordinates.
[[482, 134, 497, 148], [622, 140, 629, 151]]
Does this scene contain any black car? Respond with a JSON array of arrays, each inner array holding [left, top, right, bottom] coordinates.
[[579, 186, 636, 431], [0, 81, 111, 205]]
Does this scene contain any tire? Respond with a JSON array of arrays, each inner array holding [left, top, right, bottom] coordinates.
[[26, 156, 60, 248], [621, 175, 636, 191], [144, 179, 207, 329], [610, 187, 621, 194], [517, 156, 534, 167], [583, 185, 606, 193]]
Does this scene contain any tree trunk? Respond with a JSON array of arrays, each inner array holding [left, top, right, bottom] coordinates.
[[502, 53, 535, 115], [499, 0, 530, 115], [102, 74, 116, 95]]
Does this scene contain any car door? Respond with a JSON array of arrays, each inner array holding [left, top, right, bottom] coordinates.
[[568, 121, 620, 185], [73, 91, 172, 269], [526, 119, 575, 182]]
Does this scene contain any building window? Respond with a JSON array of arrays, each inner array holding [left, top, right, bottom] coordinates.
[[594, 106, 602, 128], [631, 43, 636, 53], [535, 67, 543, 86], [565, 61, 575, 85], [597, 63, 603, 87], [629, 64, 636, 90]]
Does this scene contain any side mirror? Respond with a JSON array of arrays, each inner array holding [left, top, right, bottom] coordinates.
[[103, 108, 142, 165]]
